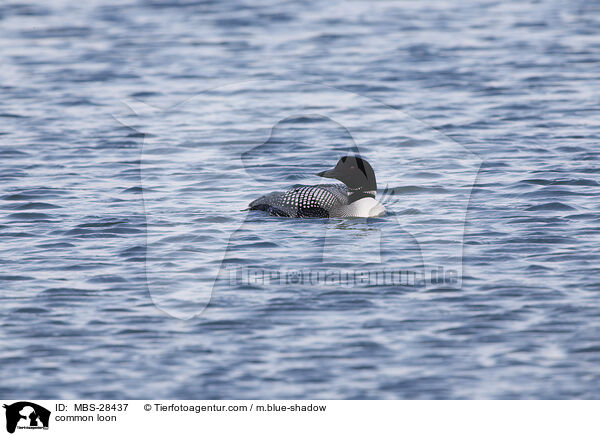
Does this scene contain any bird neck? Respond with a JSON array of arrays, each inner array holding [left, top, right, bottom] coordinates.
[[348, 189, 376, 203]]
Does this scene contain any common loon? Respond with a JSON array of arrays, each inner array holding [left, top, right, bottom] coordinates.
[[248, 156, 386, 218]]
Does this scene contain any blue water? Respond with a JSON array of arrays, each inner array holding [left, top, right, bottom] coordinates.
[[1, 0, 600, 399]]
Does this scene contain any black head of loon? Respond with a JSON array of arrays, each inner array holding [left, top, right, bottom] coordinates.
[[316, 156, 377, 199]]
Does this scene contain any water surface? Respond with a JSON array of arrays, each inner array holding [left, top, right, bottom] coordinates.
[[1, 0, 599, 399]]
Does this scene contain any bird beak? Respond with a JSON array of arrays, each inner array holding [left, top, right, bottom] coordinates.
[[316, 168, 339, 179]]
